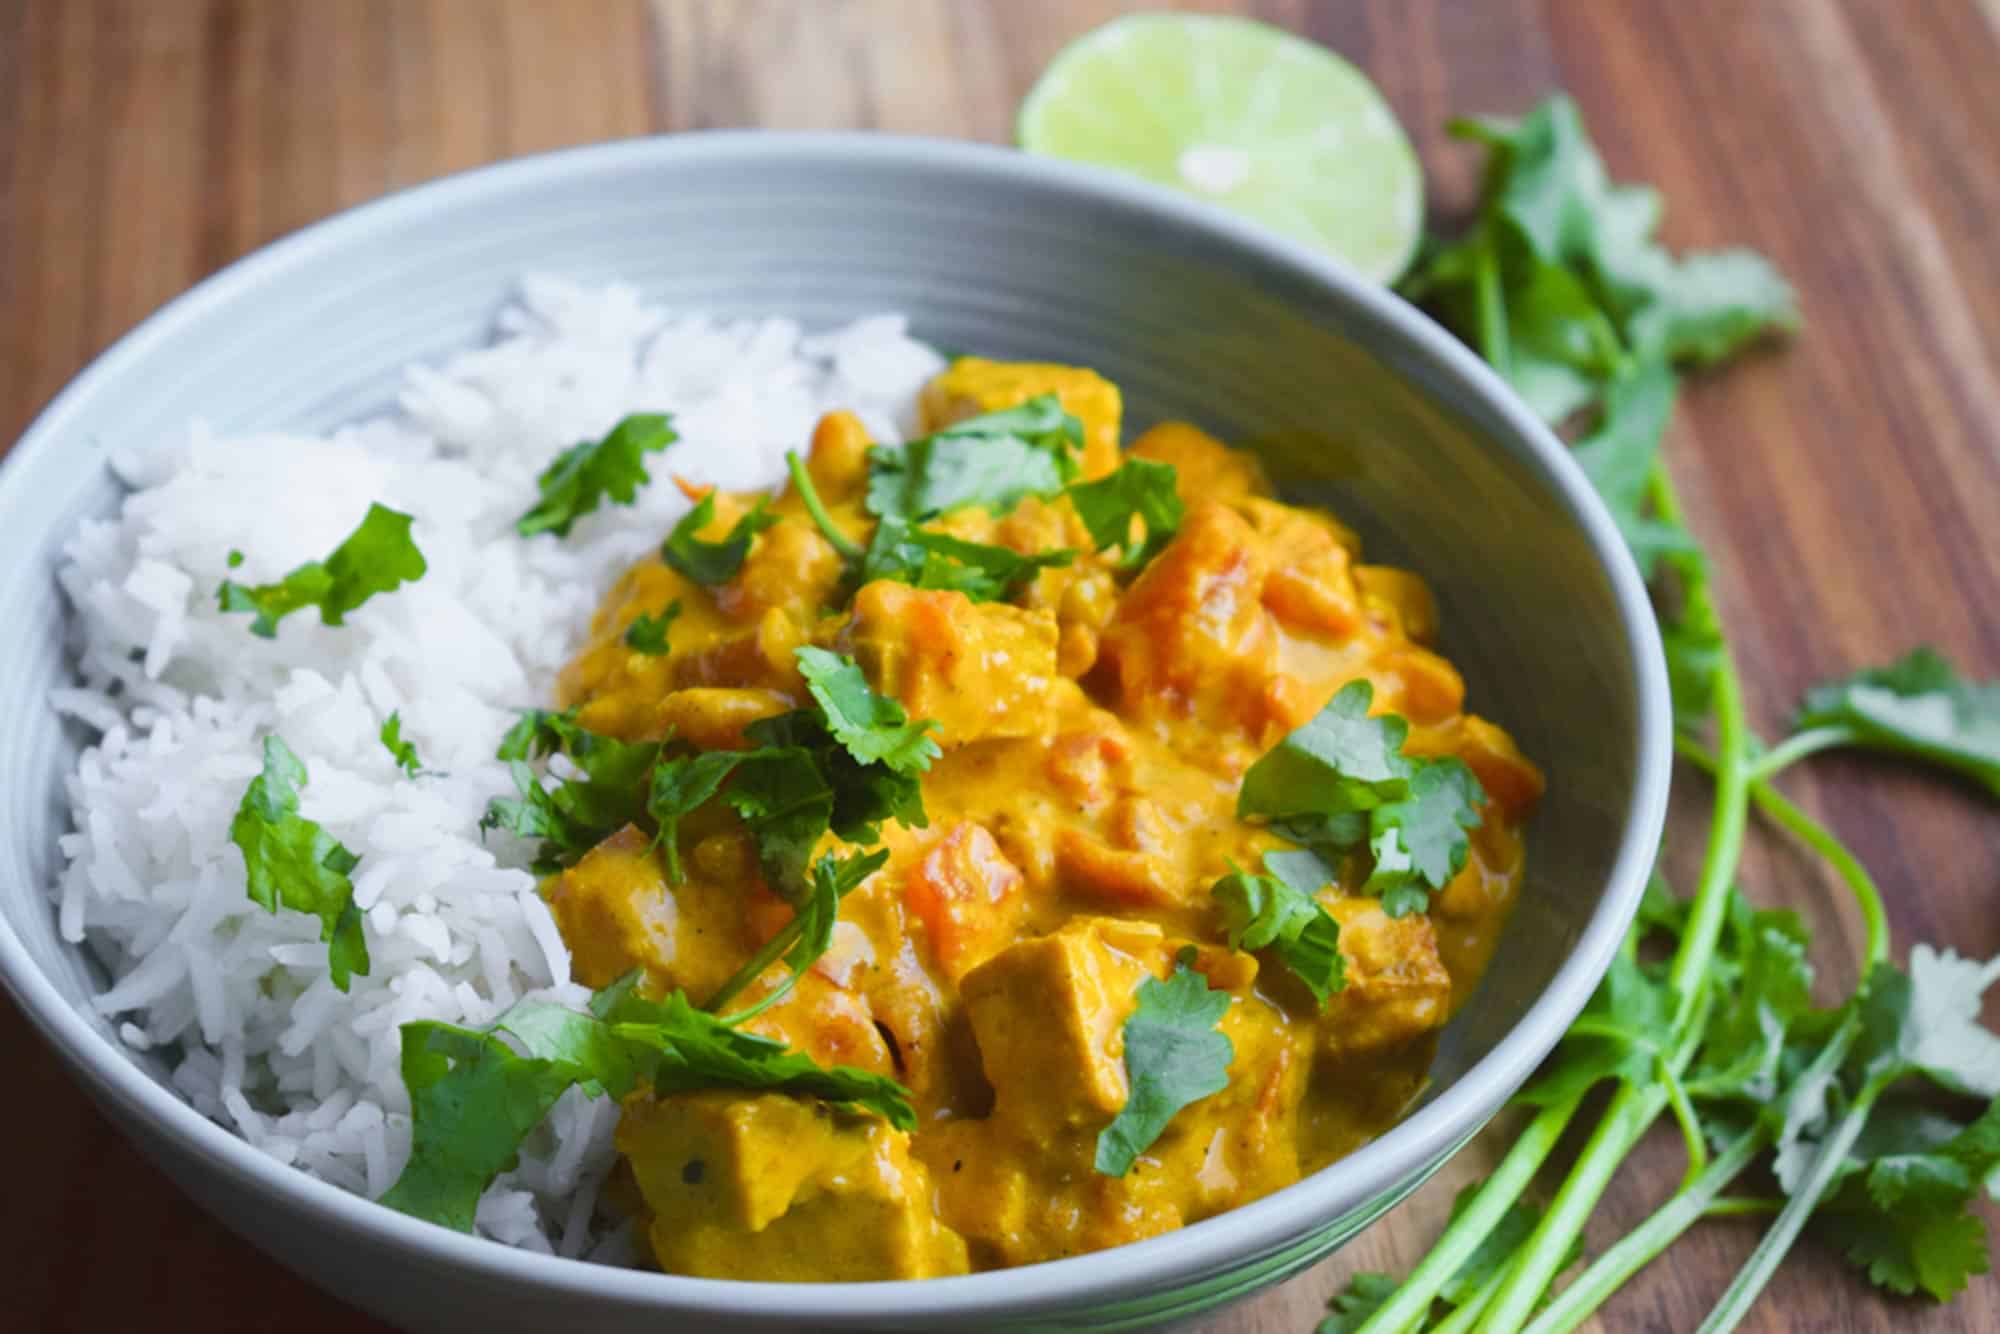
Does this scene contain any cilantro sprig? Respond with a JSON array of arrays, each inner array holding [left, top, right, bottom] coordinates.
[[1773, 647, 2000, 798], [516, 413, 677, 538], [1211, 855, 1344, 1006], [379, 711, 422, 777], [1094, 955, 1234, 1176], [230, 735, 368, 991], [661, 492, 781, 586], [1341, 92, 2000, 1334], [784, 447, 1077, 607], [1236, 680, 1485, 917], [865, 394, 1083, 521], [623, 603, 680, 655], [217, 503, 426, 638], [379, 970, 914, 1232], [1066, 457, 1183, 570]]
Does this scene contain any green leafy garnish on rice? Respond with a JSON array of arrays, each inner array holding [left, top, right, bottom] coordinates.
[[379, 973, 914, 1232], [217, 503, 426, 639], [379, 711, 421, 777], [515, 412, 678, 538], [230, 735, 369, 991]]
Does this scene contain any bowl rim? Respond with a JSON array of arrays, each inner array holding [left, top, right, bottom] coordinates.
[[0, 130, 1672, 1322]]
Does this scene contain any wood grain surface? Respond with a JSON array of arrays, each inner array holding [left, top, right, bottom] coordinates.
[[4, 2, 1997, 1331]]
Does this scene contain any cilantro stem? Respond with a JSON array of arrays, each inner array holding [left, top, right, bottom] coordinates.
[[1472, 233, 1512, 377], [1675, 735, 1891, 969], [1658, 1054, 1707, 1189], [1745, 725, 1856, 781], [1350, 1095, 1584, 1334], [1695, 1067, 1879, 1334], [1477, 984, 1716, 1333], [1703, 1196, 1782, 1219], [1432, 1253, 1518, 1334], [1520, 1127, 1767, 1334], [785, 450, 865, 564], [705, 916, 807, 1019]]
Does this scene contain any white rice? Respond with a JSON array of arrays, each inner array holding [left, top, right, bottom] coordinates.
[[50, 275, 946, 1255]]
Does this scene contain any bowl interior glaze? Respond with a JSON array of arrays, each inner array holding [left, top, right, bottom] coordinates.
[[0, 134, 1669, 1332]]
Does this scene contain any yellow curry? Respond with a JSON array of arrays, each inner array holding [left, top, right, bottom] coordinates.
[[543, 357, 1543, 1279]]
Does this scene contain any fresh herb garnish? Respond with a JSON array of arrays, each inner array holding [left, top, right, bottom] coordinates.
[[1778, 647, 2000, 798], [795, 646, 941, 776], [785, 449, 1077, 605], [379, 972, 914, 1232], [1342, 90, 2000, 1334], [1211, 857, 1344, 1006], [622, 603, 681, 656], [865, 394, 1083, 522], [379, 711, 422, 777], [1094, 957, 1234, 1176], [660, 492, 780, 586], [479, 711, 661, 873], [1236, 680, 1484, 917], [515, 413, 677, 538], [704, 848, 890, 1018], [1066, 457, 1183, 570], [217, 503, 426, 638], [230, 735, 368, 991]]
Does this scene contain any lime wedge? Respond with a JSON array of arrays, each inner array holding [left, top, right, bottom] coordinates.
[[1018, 14, 1423, 284]]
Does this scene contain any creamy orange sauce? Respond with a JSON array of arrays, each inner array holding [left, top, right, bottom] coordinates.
[[545, 358, 1543, 1278]]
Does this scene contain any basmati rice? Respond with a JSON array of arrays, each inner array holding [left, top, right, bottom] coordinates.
[[50, 275, 945, 1255]]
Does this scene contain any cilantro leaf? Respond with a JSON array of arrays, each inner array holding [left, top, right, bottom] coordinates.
[[1211, 860, 1344, 1006], [379, 711, 422, 777], [1364, 758, 1486, 916], [865, 394, 1082, 522], [706, 848, 891, 1020], [786, 449, 1074, 605], [377, 1020, 581, 1231], [1238, 680, 1411, 836], [1066, 458, 1184, 570], [1094, 961, 1234, 1176], [515, 413, 677, 538], [1317, 1273, 1399, 1334], [1850, 948, 2000, 1099], [1569, 363, 1699, 580], [718, 745, 837, 904], [661, 492, 781, 586], [795, 646, 941, 777], [618, 988, 915, 1129], [856, 514, 1075, 603], [379, 977, 915, 1231], [1812, 1095, 2000, 1302], [645, 749, 745, 883], [1237, 680, 1485, 914], [1793, 647, 2000, 799], [494, 707, 577, 762], [218, 503, 426, 638], [1519, 951, 1672, 1107], [479, 720, 661, 873], [623, 603, 680, 655], [230, 735, 368, 991]]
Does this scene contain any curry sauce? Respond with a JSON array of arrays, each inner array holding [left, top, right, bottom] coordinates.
[[544, 358, 1543, 1278]]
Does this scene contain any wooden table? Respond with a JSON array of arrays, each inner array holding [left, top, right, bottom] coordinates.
[[5, 2, 1997, 1330]]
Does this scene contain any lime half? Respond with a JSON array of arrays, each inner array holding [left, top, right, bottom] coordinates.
[[1018, 14, 1423, 284]]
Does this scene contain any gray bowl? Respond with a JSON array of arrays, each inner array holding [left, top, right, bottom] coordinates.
[[0, 134, 1669, 1332]]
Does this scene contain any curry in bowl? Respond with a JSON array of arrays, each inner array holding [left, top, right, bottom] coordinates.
[[526, 356, 1541, 1279]]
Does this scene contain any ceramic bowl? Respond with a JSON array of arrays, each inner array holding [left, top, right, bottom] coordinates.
[[0, 134, 1670, 1332]]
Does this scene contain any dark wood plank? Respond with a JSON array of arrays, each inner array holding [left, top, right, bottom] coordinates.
[[3, 2, 1996, 1331]]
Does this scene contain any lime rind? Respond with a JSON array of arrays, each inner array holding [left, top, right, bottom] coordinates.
[[1018, 14, 1423, 283]]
